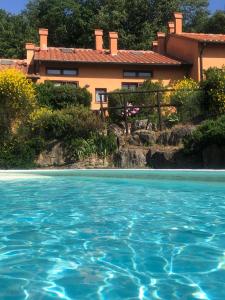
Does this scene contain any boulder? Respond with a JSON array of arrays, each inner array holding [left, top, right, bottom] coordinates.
[[168, 125, 195, 146], [113, 148, 147, 168], [128, 134, 141, 146], [156, 130, 171, 146], [146, 148, 202, 169], [203, 144, 225, 169], [108, 124, 124, 137], [36, 141, 65, 167], [131, 119, 151, 132], [134, 130, 156, 146]]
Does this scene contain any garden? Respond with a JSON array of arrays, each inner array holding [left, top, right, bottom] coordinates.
[[0, 67, 224, 168]]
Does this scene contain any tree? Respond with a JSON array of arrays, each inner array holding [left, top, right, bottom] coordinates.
[[24, 0, 210, 50], [202, 11, 225, 34], [0, 69, 36, 138], [0, 10, 35, 58]]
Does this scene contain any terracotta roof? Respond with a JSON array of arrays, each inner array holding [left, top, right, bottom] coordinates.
[[177, 33, 225, 43], [0, 59, 27, 73], [34, 48, 186, 65]]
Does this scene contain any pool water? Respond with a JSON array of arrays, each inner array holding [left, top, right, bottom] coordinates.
[[0, 170, 225, 300]]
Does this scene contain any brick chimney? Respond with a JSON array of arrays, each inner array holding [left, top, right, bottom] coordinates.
[[109, 32, 118, 56], [157, 32, 166, 55], [39, 28, 48, 50], [168, 21, 175, 34], [152, 41, 158, 52], [173, 12, 183, 34], [95, 29, 103, 51], [26, 43, 35, 66]]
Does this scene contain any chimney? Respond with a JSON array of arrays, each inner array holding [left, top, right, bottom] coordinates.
[[173, 12, 183, 34], [95, 29, 103, 51], [26, 43, 35, 66], [39, 28, 48, 50], [109, 32, 118, 56], [152, 41, 158, 52], [157, 32, 166, 55], [168, 21, 175, 34]]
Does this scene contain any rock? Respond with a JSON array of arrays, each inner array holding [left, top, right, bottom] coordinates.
[[117, 136, 126, 148], [72, 155, 111, 169], [131, 119, 150, 132], [108, 124, 124, 137], [203, 144, 225, 169], [156, 131, 171, 146], [147, 149, 177, 169], [113, 148, 147, 168], [168, 125, 195, 146], [146, 148, 202, 169], [36, 141, 65, 167], [128, 134, 141, 146], [134, 130, 156, 146]]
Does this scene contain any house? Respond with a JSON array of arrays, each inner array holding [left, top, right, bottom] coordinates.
[[1, 12, 225, 111], [153, 13, 225, 81]]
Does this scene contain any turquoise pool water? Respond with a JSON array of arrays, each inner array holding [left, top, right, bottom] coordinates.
[[0, 170, 225, 300]]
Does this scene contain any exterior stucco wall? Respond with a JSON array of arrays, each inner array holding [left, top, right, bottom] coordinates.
[[202, 44, 225, 72], [166, 35, 200, 81], [37, 63, 186, 110]]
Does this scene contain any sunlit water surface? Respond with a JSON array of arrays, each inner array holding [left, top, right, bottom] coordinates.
[[0, 170, 225, 300]]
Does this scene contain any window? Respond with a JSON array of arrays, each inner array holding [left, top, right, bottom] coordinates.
[[123, 70, 152, 78], [47, 69, 61, 75], [122, 83, 139, 90], [46, 80, 78, 87], [46, 68, 78, 76], [96, 88, 107, 103], [63, 69, 78, 76]]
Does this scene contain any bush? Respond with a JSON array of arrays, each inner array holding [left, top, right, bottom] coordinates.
[[66, 133, 117, 162], [29, 106, 104, 140], [170, 78, 202, 123], [201, 67, 225, 117], [0, 136, 44, 169], [184, 115, 225, 154], [35, 82, 91, 109], [108, 80, 163, 122], [0, 69, 36, 138]]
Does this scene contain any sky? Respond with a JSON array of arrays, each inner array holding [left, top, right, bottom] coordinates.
[[0, 0, 224, 14]]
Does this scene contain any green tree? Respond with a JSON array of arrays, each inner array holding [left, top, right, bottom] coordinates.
[[0, 9, 35, 58], [202, 11, 225, 34], [24, 0, 210, 50]]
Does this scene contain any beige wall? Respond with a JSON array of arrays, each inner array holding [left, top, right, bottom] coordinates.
[[37, 62, 186, 110], [202, 44, 225, 72], [166, 35, 200, 81]]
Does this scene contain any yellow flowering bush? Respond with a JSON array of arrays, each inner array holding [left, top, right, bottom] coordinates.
[[201, 67, 225, 116], [169, 78, 201, 122], [0, 69, 36, 136]]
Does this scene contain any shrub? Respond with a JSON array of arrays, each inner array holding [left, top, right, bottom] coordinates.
[[201, 67, 225, 117], [29, 106, 104, 140], [66, 133, 117, 162], [184, 115, 225, 154], [169, 78, 202, 123], [108, 80, 163, 122], [0, 136, 44, 169], [35, 82, 91, 109], [0, 69, 36, 138]]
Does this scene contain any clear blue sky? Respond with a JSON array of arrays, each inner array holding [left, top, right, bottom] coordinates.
[[0, 0, 224, 14]]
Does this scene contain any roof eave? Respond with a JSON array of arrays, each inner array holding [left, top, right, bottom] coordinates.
[[34, 58, 189, 66]]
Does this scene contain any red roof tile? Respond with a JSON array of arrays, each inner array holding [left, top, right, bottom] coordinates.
[[34, 48, 186, 65], [0, 59, 27, 73], [177, 33, 225, 43]]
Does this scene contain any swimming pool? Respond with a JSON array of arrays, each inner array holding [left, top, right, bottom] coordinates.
[[0, 170, 225, 300]]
